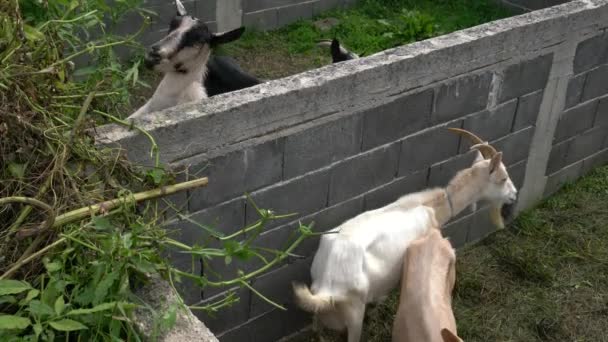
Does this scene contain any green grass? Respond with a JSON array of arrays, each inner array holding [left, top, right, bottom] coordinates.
[[218, 0, 513, 79], [290, 164, 608, 342]]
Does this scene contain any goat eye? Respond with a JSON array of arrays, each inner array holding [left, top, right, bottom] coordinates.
[[500, 178, 507, 183]]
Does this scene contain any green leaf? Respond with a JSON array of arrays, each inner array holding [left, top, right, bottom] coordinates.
[[94, 270, 119, 304], [130, 259, 156, 274], [91, 216, 112, 231], [67, 301, 121, 315], [33, 322, 43, 337], [19, 289, 40, 305], [44, 261, 62, 273], [54, 296, 65, 315], [23, 24, 44, 41], [0, 279, 32, 296], [7, 162, 25, 179], [28, 300, 55, 317], [73, 66, 96, 77], [122, 232, 132, 249], [48, 319, 87, 332], [146, 168, 165, 185], [0, 296, 17, 305], [160, 303, 177, 330], [0, 315, 31, 330]]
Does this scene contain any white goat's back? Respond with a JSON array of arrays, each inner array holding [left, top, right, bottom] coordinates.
[[310, 205, 435, 303]]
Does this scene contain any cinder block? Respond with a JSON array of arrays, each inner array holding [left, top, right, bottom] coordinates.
[[442, 213, 474, 249], [187, 138, 284, 212], [244, 0, 302, 12], [328, 143, 400, 205], [399, 120, 463, 176], [582, 148, 608, 174], [543, 160, 584, 197], [277, 2, 315, 27], [243, 8, 279, 30], [573, 32, 608, 74], [428, 151, 477, 188], [553, 100, 598, 143], [466, 207, 497, 244], [434, 72, 492, 123], [195, 287, 251, 335], [250, 257, 312, 317], [284, 115, 362, 179], [491, 127, 534, 166], [498, 54, 553, 103], [293, 196, 364, 258], [581, 65, 608, 102], [459, 99, 518, 153], [565, 73, 586, 109], [217, 322, 252, 342], [164, 219, 205, 305], [247, 169, 330, 228], [565, 126, 607, 165], [508, 159, 527, 190], [513, 89, 543, 130], [195, 0, 216, 22], [363, 170, 428, 211], [313, 0, 341, 14], [546, 138, 571, 175], [361, 89, 433, 150], [246, 306, 311, 342], [595, 96, 608, 127]]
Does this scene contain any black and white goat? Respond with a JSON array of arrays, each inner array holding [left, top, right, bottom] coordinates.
[[128, 0, 262, 120], [317, 38, 359, 63]]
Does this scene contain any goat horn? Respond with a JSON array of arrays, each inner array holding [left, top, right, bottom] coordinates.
[[447, 127, 485, 145], [470, 143, 498, 159]]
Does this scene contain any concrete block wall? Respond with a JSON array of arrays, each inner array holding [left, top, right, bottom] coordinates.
[[96, 1, 608, 340], [499, 0, 571, 12]]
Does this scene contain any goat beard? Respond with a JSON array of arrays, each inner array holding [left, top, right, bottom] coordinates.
[[489, 202, 516, 229]]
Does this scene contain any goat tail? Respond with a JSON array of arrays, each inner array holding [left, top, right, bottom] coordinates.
[[292, 282, 337, 313]]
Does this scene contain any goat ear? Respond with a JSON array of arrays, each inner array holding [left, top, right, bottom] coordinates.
[[175, 0, 187, 16], [489, 152, 503, 174], [441, 328, 463, 342], [211, 27, 245, 46]]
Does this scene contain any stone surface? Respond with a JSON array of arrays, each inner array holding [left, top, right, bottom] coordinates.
[[133, 276, 219, 342], [459, 99, 518, 153], [513, 90, 543, 130], [564, 73, 586, 109], [554, 100, 598, 143], [434, 72, 492, 123], [573, 31, 608, 74], [498, 54, 553, 103], [362, 89, 433, 150], [581, 65, 608, 102]]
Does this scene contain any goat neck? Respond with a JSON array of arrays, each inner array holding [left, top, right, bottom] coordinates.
[[435, 166, 485, 226]]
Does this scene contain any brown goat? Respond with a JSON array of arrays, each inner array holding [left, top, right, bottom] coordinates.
[[391, 228, 463, 342]]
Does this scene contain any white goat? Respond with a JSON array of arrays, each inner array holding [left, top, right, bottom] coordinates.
[[128, 0, 260, 121], [293, 128, 518, 342], [392, 228, 462, 342]]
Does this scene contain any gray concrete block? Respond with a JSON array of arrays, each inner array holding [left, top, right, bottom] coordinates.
[[284, 114, 362, 179], [250, 257, 312, 317], [442, 213, 473, 249], [491, 126, 534, 166], [565, 126, 607, 165], [192, 197, 247, 237], [595, 96, 608, 127], [186, 138, 284, 212], [362, 89, 433, 151], [277, 1, 315, 27], [553, 100, 598, 143], [582, 148, 608, 174], [313, 0, 341, 14], [246, 306, 311, 342], [546, 138, 571, 175], [513, 89, 543, 130], [459, 99, 518, 153], [195, 287, 251, 335], [428, 151, 477, 188], [244, 0, 303, 12], [543, 160, 584, 197], [573, 32, 608, 74], [399, 120, 463, 176], [565, 73, 586, 109], [434, 72, 492, 123], [363, 170, 428, 211], [329, 143, 400, 205], [581, 65, 608, 102], [498, 54, 553, 103], [467, 207, 497, 244], [164, 219, 205, 305], [243, 8, 279, 30], [195, 0, 217, 22], [508, 159, 527, 190], [247, 169, 330, 228]]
